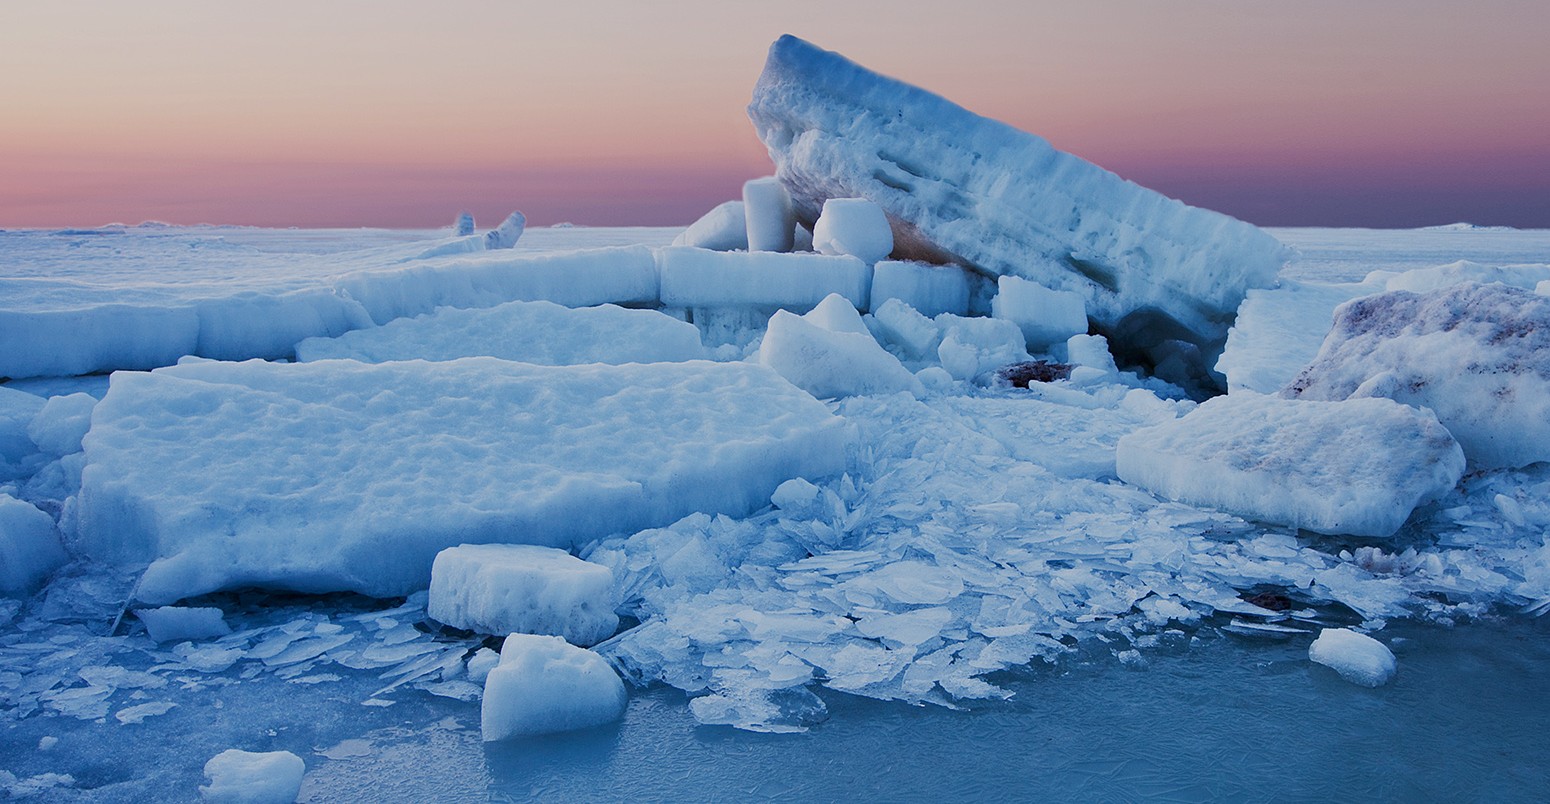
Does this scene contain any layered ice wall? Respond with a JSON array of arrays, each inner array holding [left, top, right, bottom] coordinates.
[[747, 35, 1287, 378]]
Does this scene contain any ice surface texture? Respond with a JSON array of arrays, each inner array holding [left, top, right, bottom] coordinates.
[[747, 35, 1286, 370], [200, 749, 304, 804], [0, 493, 67, 594], [1284, 282, 1550, 469], [429, 544, 619, 646], [296, 300, 704, 365], [1308, 628, 1396, 687], [481, 634, 627, 740], [1117, 393, 1464, 537], [77, 358, 850, 604]]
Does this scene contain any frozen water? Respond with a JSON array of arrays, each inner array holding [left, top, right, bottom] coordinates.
[[453, 212, 475, 237], [657, 247, 870, 310], [869, 260, 972, 317], [481, 634, 627, 740], [812, 198, 894, 265], [1284, 282, 1550, 469], [78, 358, 849, 603], [295, 300, 705, 365], [1117, 393, 1464, 537], [134, 606, 233, 643], [1308, 627, 1397, 687], [759, 299, 923, 400], [672, 201, 748, 251], [748, 35, 1286, 379], [25, 392, 96, 458], [428, 544, 619, 647], [200, 749, 305, 804], [743, 178, 796, 253], [934, 314, 1029, 380], [0, 493, 67, 594], [991, 275, 1088, 350]]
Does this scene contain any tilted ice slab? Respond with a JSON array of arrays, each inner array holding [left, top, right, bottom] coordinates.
[[746, 35, 1286, 363], [296, 300, 704, 365], [1117, 393, 1464, 537], [1283, 282, 1550, 470], [76, 358, 850, 604]]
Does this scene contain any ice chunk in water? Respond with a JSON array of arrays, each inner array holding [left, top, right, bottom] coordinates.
[[481, 634, 627, 740], [0, 493, 67, 594], [1308, 628, 1397, 687], [743, 177, 795, 253], [134, 606, 232, 643], [429, 544, 619, 647], [672, 201, 749, 251], [812, 198, 894, 265], [200, 749, 305, 804], [759, 298, 923, 399]]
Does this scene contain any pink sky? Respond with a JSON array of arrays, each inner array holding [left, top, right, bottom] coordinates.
[[2, 1, 1546, 228]]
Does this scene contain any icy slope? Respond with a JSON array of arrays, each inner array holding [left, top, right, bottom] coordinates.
[[76, 358, 850, 604]]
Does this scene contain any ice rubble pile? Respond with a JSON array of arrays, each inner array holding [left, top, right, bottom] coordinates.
[[747, 35, 1287, 382], [77, 358, 849, 603], [429, 544, 618, 647], [480, 634, 628, 740]]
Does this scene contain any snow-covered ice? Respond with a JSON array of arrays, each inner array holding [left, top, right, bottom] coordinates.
[[0, 493, 67, 594], [428, 544, 618, 647], [868, 260, 973, 317], [1308, 628, 1397, 687], [991, 275, 1088, 350], [1117, 393, 1464, 537], [295, 300, 705, 365], [747, 35, 1286, 380], [759, 295, 923, 399], [200, 749, 304, 803], [812, 198, 894, 264], [25, 392, 96, 458], [1284, 282, 1550, 469], [77, 358, 850, 603], [481, 634, 627, 740], [743, 177, 796, 253], [672, 201, 749, 251], [134, 606, 233, 643], [657, 247, 870, 310], [934, 314, 1029, 380]]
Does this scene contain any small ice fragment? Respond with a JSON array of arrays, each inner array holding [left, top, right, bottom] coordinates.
[[1308, 628, 1397, 687], [135, 606, 232, 643], [318, 738, 372, 760], [115, 701, 177, 724], [481, 634, 628, 740], [199, 749, 305, 804], [812, 198, 893, 265]]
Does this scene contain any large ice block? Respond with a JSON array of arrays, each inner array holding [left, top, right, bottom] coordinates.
[[76, 358, 850, 604], [747, 35, 1286, 378]]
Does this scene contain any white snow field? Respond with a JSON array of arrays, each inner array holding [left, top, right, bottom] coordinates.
[[76, 357, 850, 604], [480, 634, 628, 740], [3, 223, 1550, 800], [428, 544, 618, 647]]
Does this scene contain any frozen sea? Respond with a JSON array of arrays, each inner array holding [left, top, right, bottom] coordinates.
[[3, 223, 1549, 801]]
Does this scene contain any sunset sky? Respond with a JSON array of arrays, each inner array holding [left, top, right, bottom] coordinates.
[[2, 1, 1546, 229]]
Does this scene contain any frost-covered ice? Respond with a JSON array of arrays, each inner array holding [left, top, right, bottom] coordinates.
[[1117, 393, 1464, 537], [0, 386, 46, 482], [429, 544, 618, 647], [134, 606, 233, 643], [295, 300, 704, 365], [657, 247, 870, 310], [481, 634, 627, 740], [812, 198, 894, 265], [1284, 282, 1550, 469], [200, 749, 304, 804], [1217, 279, 1371, 395], [744, 177, 796, 253], [991, 276, 1088, 350], [0, 493, 67, 594], [759, 295, 923, 399], [672, 201, 749, 251], [77, 358, 849, 603], [934, 314, 1029, 381], [747, 35, 1286, 376], [25, 392, 96, 458], [1308, 628, 1397, 687], [869, 260, 973, 317]]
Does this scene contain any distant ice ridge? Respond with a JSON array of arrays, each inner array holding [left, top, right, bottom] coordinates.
[[76, 358, 850, 603], [747, 35, 1287, 386]]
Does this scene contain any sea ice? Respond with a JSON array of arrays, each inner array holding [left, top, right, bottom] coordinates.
[[481, 634, 627, 740], [428, 544, 619, 647], [990, 276, 1088, 350], [868, 260, 972, 317], [1216, 279, 1372, 395], [26, 392, 96, 458], [454, 212, 475, 237], [200, 749, 305, 804], [1116, 393, 1464, 537], [0, 493, 67, 594], [0, 386, 46, 482], [869, 299, 941, 361], [77, 358, 850, 603], [657, 247, 870, 310], [758, 296, 923, 399], [672, 201, 749, 251], [1308, 628, 1397, 687], [747, 35, 1286, 379], [1283, 282, 1550, 469], [295, 300, 704, 365], [812, 198, 894, 265], [134, 606, 232, 643], [934, 314, 1029, 380], [743, 177, 796, 253]]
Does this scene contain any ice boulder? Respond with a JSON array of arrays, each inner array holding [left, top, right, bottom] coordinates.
[[1116, 393, 1464, 537], [747, 35, 1286, 380], [1283, 282, 1550, 469], [672, 201, 749, 251], [744, 177, 795, 253], [77, 358, 850, 604], [454, 211, 475, 236], [200, 749, 304, 804], [934, 314, 1029, 381], [812, 198, 893, 265], [429, 544, 618, 647], [0, 493, 68, 594], [27, 392, 97, 458], [991, 276, 1088, 350], [0, 386, 46, 481], [869, 260, 972, 317], [759, 295, 923, 399], [134, 606, 232, 643], [296, 300, 704, 365], [1308, 628, 1397, 687], [869, 299, 941, 360], [481, 634, 628, 740], [657, 247, 870, 310]]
